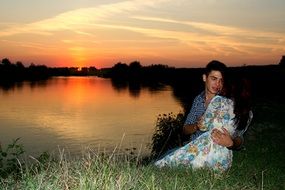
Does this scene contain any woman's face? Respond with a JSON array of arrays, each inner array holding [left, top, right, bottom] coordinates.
[[204, 70, 224, 95]]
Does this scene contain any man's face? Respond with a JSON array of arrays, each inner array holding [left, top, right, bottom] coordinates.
[[203, 70, 223, 95]]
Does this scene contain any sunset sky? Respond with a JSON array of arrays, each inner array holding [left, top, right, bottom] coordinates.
[[0, 0, 284, 68]]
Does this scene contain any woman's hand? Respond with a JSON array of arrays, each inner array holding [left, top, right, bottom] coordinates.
[[211, 128, 233, 147]]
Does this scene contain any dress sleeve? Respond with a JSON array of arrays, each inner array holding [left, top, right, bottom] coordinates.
[[221, 97, 236, 136], [203, 96, 236, 136]]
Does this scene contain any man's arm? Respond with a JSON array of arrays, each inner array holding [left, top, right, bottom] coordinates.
[[183, 123, 198, 135], [183, 116, 204, 135], [183, 95, 204, 135]]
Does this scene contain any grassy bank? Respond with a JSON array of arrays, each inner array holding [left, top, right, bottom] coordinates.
[[1, 98, 284, 190], [0, 149, 269, 190]]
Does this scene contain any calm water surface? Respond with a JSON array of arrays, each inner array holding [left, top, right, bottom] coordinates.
[[0, 77, 182, 157]]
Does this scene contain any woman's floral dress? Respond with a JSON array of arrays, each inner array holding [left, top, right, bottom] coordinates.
[[154, 95, 236, 172]]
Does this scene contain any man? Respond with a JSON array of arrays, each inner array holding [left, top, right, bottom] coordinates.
[[183, 60, 247, 150]]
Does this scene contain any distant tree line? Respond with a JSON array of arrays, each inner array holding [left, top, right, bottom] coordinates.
[[0, 58, 50, 82], [103, 61, 178, 83], [0, 58, 99, 83], [1, 56, 285, 99], [0, 57, 203, 84]]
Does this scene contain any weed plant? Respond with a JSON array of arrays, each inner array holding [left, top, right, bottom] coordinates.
[[150, 112, 185, 159], [0, 138, 24, 178]]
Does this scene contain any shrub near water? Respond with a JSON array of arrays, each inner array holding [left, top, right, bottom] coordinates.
[[0, 138, 24, 178], [150, 112, 185, 159]]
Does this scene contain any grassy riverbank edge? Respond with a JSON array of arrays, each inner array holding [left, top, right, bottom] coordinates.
[[1, 98, 284, 190]]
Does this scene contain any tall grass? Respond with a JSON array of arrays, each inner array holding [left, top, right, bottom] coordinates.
[[0, 147, 261, 190], [1, 98, 284, 189]]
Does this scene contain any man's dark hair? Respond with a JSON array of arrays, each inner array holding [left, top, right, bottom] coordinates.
[[205, 60, 227, 76]]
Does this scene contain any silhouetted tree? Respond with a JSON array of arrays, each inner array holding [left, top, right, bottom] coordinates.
[[279, 55, 285, 67], [16, 61, 25, 69], [129, 61, 142, 79], [0, 58, 17, 81], [129, 61, 142, 70], [89, 66, 98, 75], [14, 61, 26, 79], [1, 58, 11, 66], [111, 62, 129, 79], [27, 63, 49, 80]]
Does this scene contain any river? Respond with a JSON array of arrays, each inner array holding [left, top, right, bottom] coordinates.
[[0, 76, 182, 157]]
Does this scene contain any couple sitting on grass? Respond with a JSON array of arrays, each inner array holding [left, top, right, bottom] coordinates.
[[154, 61, 253, 172]]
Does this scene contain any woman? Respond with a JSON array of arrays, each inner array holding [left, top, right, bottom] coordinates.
[[154, 78, 252, 172]]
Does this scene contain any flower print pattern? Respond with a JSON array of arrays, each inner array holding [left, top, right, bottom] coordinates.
[[154, 95, 236, 172]]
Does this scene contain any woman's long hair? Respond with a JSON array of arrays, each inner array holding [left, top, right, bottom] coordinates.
[[225, 77, 252, 130]]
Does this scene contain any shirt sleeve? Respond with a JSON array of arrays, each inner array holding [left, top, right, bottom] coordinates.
[[184, 96, 200, 125]]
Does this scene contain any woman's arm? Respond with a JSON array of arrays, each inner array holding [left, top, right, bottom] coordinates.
[[211, 128, 243, 150], [213, 110, 253, 150]]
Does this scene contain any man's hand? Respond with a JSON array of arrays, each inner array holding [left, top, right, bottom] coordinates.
[[196, 116, 206, 131], [183, 116, 204, 135], [211, 128, 233, 147]]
